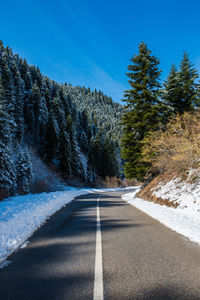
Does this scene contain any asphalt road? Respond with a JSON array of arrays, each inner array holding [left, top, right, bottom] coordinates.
[[0, 191, 200, 300]]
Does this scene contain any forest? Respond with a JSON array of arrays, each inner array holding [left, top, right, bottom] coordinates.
[[0, 41, 124, 199], [1, 40, 200, 200]]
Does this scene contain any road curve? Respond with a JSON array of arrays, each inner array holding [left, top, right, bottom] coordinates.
[[0, 191, 200, 300]]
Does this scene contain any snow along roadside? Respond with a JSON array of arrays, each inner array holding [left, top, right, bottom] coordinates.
[[0, 187, 132, 264], [122, 189, 200, 246]]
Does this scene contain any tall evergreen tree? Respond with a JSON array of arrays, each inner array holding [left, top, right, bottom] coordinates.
[[177, 53, 199, 113], [17, 148, 33, 194], [44, 109, 59, 163], [66, 115, 83, 178], [102, 135, 120, 178], [59, 122, 71, 179], [11, 61, 25, 141], [162, 64, 180, 115], [121, 42, 162, 180], [0, 78, 16, 196], [162, 55, 200, 115]]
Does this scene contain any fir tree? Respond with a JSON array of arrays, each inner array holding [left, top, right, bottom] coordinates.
[[178, 53, 199, 113], [59, 122, 71, 179], [17, 148, 33, 194], [66, 115, 82, 178], [162, 64, 180, 115], [19, 58, 32, 91], [121, 42, 162, 180], [0, 78, 16, 196], [0, 52, 16, 122], [11, 61, 25, 141], [102, 136, 120, 178], [44, 109, 59, 163]]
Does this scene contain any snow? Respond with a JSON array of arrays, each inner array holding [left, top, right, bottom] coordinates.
[[0, 260, 11, 269], [0, 186, 132, 264], [152, 176, 200, 214], [122, 183, 200, 246]]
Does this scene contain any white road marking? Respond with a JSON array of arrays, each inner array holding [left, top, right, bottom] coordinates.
[[93, 197, 104, 300]]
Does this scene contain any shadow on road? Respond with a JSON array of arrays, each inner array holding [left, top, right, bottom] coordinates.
[[0, 192, 191, 300]]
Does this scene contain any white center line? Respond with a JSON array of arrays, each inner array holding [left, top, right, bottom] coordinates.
[[93, 197, 104, 300]]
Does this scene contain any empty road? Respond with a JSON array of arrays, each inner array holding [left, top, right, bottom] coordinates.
[[0, 191, 200, 299]]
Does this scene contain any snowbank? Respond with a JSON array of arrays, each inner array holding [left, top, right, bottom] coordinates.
[[152, 177, 200, 214], [122, 186, 200, 246], [0, 187, 132, 264]]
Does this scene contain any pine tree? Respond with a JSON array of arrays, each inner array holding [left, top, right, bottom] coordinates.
[[102, 135, 120, 178], [66, 115, 82, 178], [19, 58, 32, 91], [0, 78, 16, 196], [177, 53, 199, 113], [32, 82, 47, 142], [0, 51, 16, 125], [25, 83, 40, 134], [11, 60, 25, 141], [17, 148, 33, 194], [59, 122, 71, 179], [162, 64, 180, 115], [44, 109, 59, 163], [121, 42, 162, 180], [162, 55, 200, 115]]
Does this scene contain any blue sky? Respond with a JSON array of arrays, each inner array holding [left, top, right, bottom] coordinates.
[[1, 0, 200, 102]]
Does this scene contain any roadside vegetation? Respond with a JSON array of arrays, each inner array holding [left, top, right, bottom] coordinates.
[[142, 112, 200, 175], [121, 42, 200, 183]]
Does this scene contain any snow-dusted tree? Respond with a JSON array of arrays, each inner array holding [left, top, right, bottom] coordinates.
[[0, 51, 16, 124], [66, 115, 82, 178], [0, 78, 16, 196], [44, 109, 59, 163], [178, 53, 200, 112], [19, 58, 32, 91], [17, 148, 33, 194], [11, 60, 25, 141], [59, 122, 72, 179]]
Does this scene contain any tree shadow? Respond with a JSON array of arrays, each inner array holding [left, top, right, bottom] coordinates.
[[0, 192, 149, 300], [108, 284, 200, 300], [135, 285, 200, 300]]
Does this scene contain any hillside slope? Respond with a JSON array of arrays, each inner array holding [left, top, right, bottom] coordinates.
[[0, 41, 125, 199]]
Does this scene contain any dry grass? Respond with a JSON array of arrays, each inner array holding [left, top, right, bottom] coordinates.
[[136, 173, 179, 208]]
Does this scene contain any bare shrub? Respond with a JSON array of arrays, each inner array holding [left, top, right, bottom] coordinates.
[[94, 176, 142, 188], [123, 178, 142, 186], [142, 112, 200, 173], [94, 176, 123, 188]]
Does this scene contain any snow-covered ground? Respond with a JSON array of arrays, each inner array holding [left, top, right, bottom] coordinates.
[[122, 182, 200, 246], [0, 186, 132, 264], [152, 177, 200, 213]]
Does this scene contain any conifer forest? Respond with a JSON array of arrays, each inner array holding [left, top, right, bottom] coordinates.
[[0, 41, 124, 198], [1, 40, 200, 198]]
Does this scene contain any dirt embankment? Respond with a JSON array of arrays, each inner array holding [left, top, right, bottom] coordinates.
[[136, 173, 180, 208]]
